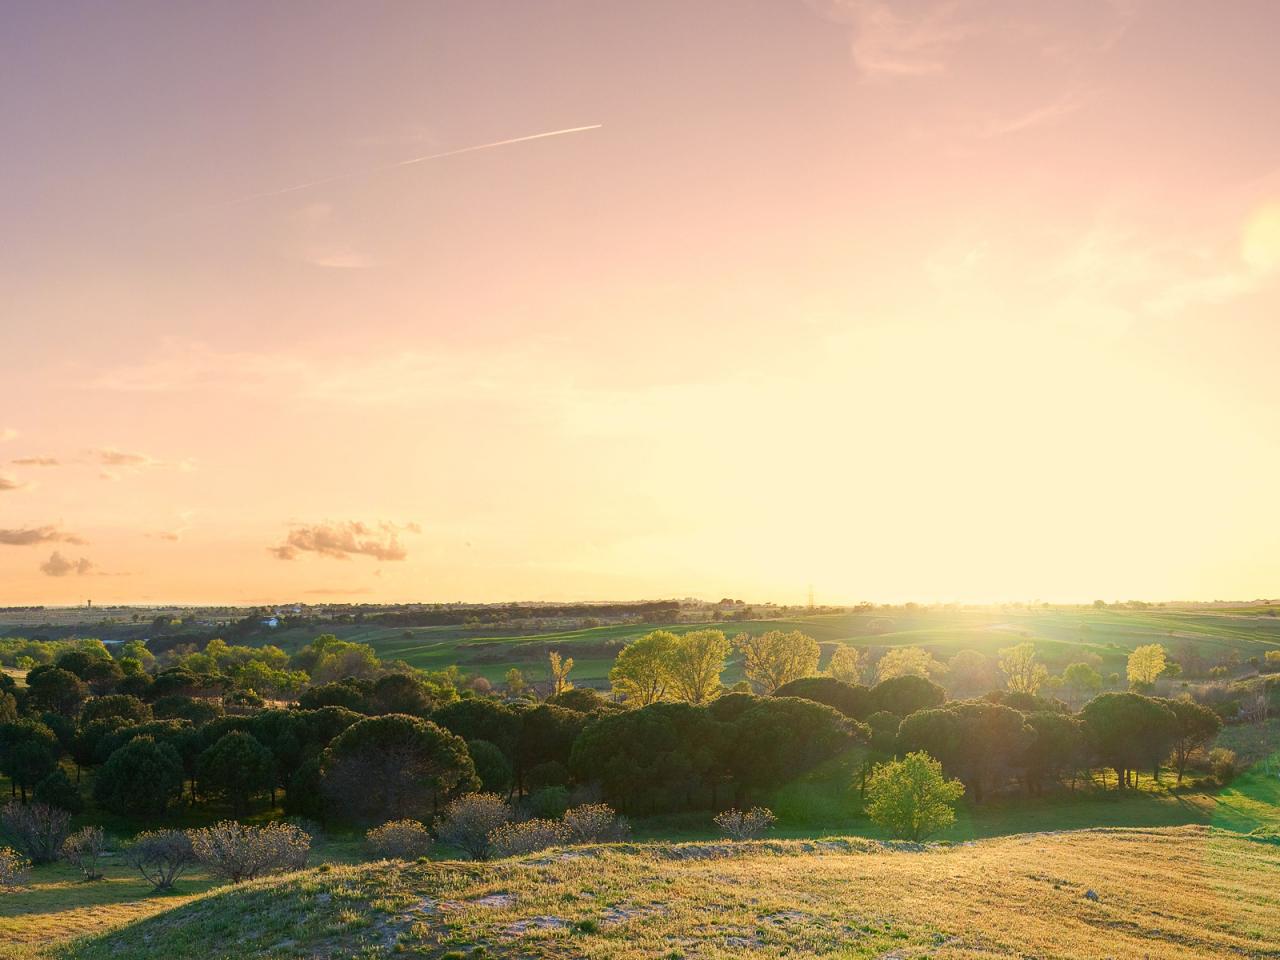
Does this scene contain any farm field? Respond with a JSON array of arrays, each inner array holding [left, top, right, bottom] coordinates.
[[244, 607, 1280, 686], [26, 825, 1280, 960]]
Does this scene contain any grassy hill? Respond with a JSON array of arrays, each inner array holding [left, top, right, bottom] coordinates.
[[250, 607, 1280, 686], [39, 825, 1280, 960]]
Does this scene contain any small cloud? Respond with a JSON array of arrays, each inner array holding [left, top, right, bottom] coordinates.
[[270, 520, 415, 562], [148, 531, 183, 542], [302, 586, 375, 596], [0, 526, 87, 547], [95, 449, 160, 468], [0, 474, 26, 492], [0, 428, 17, 442], [40, 551, 95, 577], [11, 457, 60, 466]]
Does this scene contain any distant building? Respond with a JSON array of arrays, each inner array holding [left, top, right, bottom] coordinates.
[[261, 617, 280, 628]]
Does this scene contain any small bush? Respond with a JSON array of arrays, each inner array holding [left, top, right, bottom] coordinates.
[[0, 802, 71, 864], [713, 806, 777, 841], [33, 769, 84, 814], [529, 785, 571, 819], [436, 793, 512, 861], [487, 818, 571, 858], [0, 847, 30, 889], [366, 819, 433, 860], [62, 826, 107, 880], [125, 830, 196, 891], [1209, 747, 1238, 783], [188, 821, 311, 883], [562, 803, 629, 843]]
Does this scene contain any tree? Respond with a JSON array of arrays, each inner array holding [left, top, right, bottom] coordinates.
[[864, 752, 964, 841], [198, 731, 275, 815], [1061, 662, 1103, 706], [1127, 644, 1167, 692], [320, 715, 476, 822], [34, 769, 83, 813], [431, 699, 520, 759], [547, 651, 574, 697], [504, 668, 528, 698], [999, 643, 1047, 695], [772, 676, 871, 720], [24, 667, 86, 716], [1162, 698, 1221, 783], [826, 646, 865, 685], [1080, 693, 1178, 788], [736, 630, 820, 694], [81, 694, 152, 726], [0, 720, 59, 801], [61, 826, 106, 880], [0, 802, 70, 864], [944, 650, 997, 698], [124, 830, 196, 891], [1020, 711, 1085, 795], [466, 739, 514, 794], [876, 647, 945, 682], [664, 630, 728, 704], [371, 673, 433, 716], [93, 736, 185, 816], [868, 675, 946, 718], [514, 705, 586, 794], [609, 631, 676, 705]]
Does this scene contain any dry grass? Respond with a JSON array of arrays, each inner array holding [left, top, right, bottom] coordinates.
[[41, 825, 1280, 960]]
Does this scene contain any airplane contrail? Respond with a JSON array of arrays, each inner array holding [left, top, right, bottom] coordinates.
[[217, 123, 603, 208]]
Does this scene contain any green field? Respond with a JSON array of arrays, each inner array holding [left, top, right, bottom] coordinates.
[[248, 607, 1280, 687]]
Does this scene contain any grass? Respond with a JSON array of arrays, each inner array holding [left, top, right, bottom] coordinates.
[[27, 825, 1280, 959]]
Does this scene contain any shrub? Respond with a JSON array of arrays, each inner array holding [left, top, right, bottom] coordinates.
[[0, 802, 71, 864], [62, 826, 107, 880], [529, 785, 571, 819], [487, 818, 571, 858], [713, 806, 777, 841], [562, 803, 630, 843], [0, 847, 30, 889], [125, 830, 196, 891], [187, 821, 311, 883], [33, 769, 84, 814], [366, 819, 433, 860], [1209, 747, 1238, 783], [865, 751, 964, 841], [435, 793, 512, 861]]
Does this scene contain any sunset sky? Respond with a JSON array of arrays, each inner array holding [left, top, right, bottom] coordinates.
[[3, 0, 1279, 606]]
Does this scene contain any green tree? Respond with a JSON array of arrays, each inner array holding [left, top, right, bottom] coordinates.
[[772, 676, 871, 720], [736, 630, 820, 694], [0, 720, 59, 801], [1127, 644, 1167, 692], [81, 694, 152, 726], [1061, 662, 1103, 706], [1161, 698, 1221, 783], [320, 715, 476, 822], [198, 731, 276, 815], [609, 630, 676, 705], [826, 645, 865, 685], [998, 643, 1048, 694], [864, 751, 965, 841], [1080, 692, 1178, 787], [93, 736, 185, 816], [547, 651, 574, 697], [876, 647, 944, 682], [868, 674, 946, 718], [664, 629, 728, 704], [24, 667, 87, 716]]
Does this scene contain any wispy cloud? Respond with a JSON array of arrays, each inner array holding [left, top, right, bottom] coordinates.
[[271, 520, 418, 562], [95, 449, 160, 468], [11, 457, 60, 467], [39, 551, 94, 577], [0, 526, 86, 547], [0, 474, 26, 492], [302, 586, 375, 596]]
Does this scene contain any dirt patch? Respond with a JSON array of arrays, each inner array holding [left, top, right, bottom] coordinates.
[[501, 916, 570, 936]]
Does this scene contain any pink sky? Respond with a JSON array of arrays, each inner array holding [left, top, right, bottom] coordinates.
[[2, 1, 1279, 605]]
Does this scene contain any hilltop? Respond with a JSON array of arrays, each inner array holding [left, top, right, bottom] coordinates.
[[46, 826, 1280, 960]]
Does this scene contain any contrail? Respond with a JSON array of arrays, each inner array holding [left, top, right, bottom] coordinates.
[[217, 124, 603, 208]]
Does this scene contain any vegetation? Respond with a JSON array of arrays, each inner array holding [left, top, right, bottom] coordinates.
[[864, 752, 965, 841]]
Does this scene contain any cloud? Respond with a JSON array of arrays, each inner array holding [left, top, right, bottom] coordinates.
[[271, 521, 415, 562], [0, 474, 26, 492], [0, 428, 16, 442], [0, 526, 87, 546], [40, 551, 94, 577], [11, 457, 59, 466], [302, 586, 375, 596], [94, 449, 160, 468], [149, 531, 182, 542]]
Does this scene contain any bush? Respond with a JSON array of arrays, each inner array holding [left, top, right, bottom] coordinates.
[[865, 751, 964, 842], [0, 802, 71, 864], [1209, 747, 1237, 783], [33, 769, 84, 814], [529, 785, 571, 819], [435, 793, 512, 861], [487, 818, 571, 858], [125, 830, 196, 891], [62, 826, 107, 880], [0, 847, 30, 889], [562, 803, 630, 843], [366, 819, 433, 860], [187, 821, 311, 883], [713, 806, 777, 841]]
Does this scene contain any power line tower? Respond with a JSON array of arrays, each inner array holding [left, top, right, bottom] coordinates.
[[807, 584, 814, 610]]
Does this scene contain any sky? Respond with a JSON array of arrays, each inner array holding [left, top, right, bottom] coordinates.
[[2, 0, 1279, 606]]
